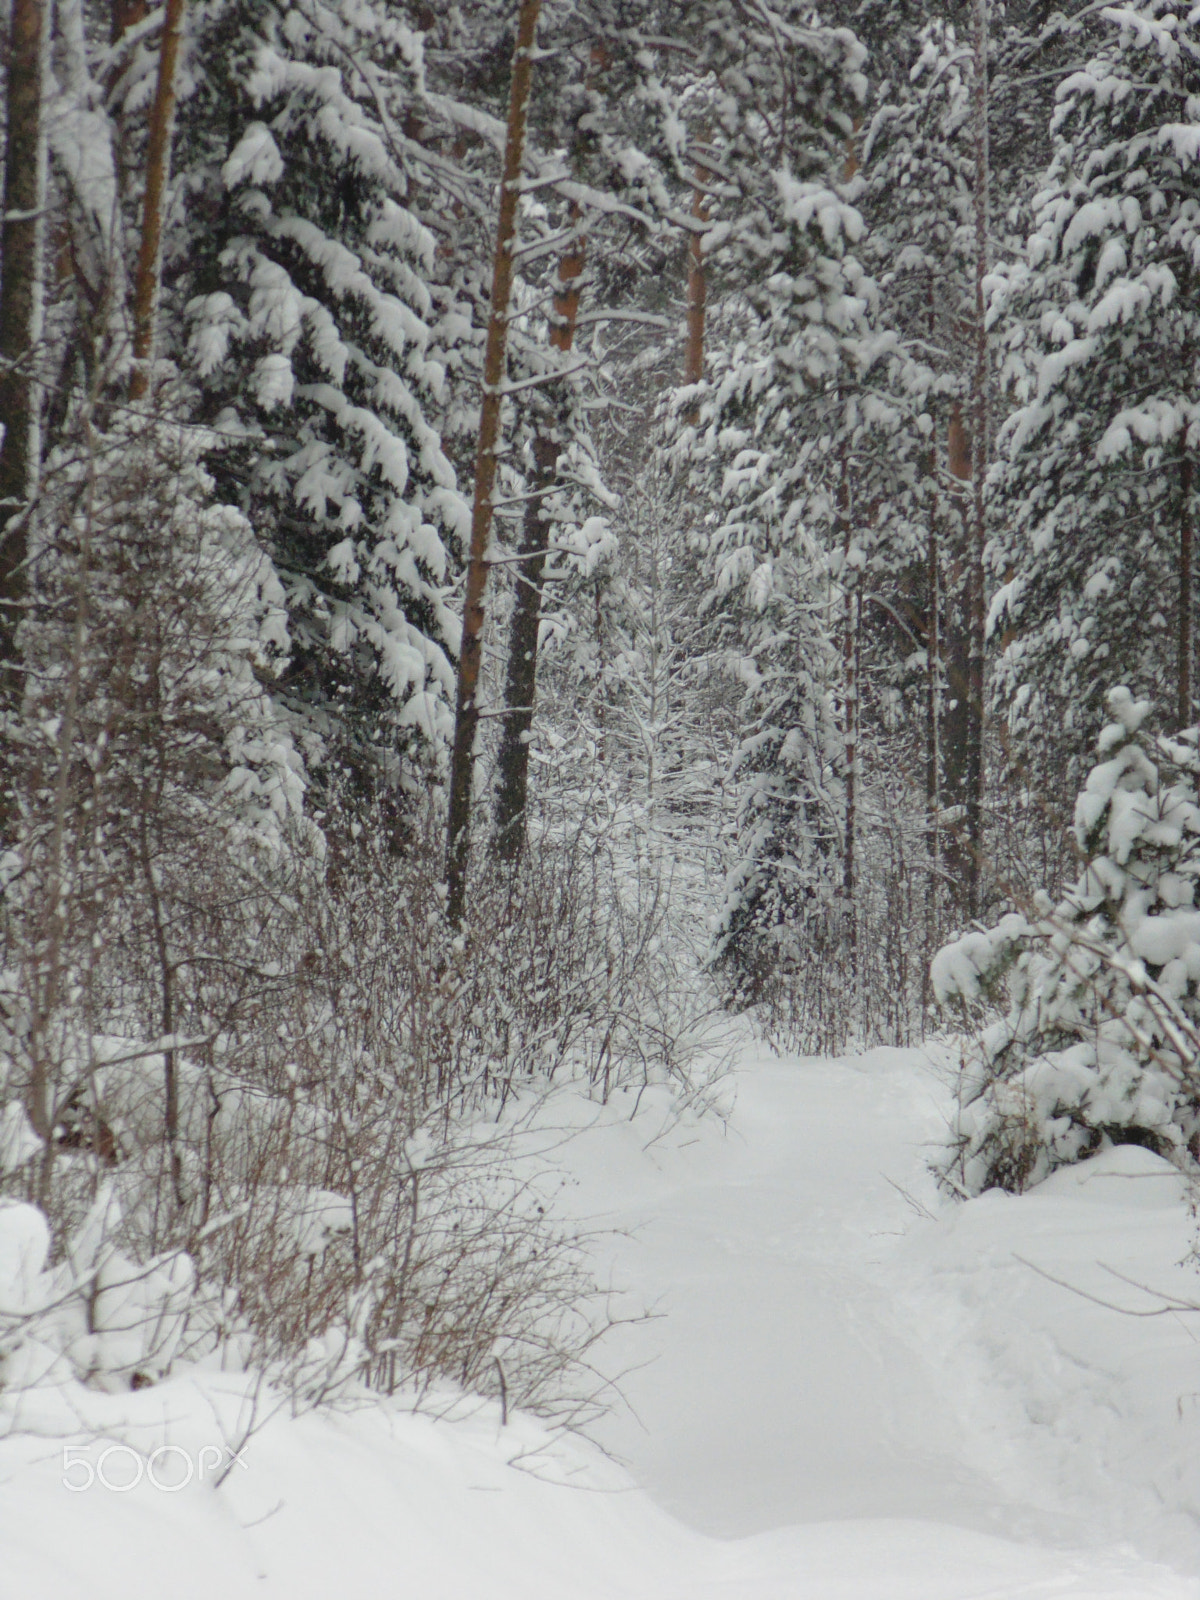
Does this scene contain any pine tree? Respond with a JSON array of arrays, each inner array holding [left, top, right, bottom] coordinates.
[[490, 15, 675, 862], [445, 0, 543, 921], [855, 5, 1007, 916]]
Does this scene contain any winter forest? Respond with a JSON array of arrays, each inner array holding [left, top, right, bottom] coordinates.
[[6, 0, 1200, 1595]]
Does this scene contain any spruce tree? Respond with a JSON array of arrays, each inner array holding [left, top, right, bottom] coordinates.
[[178, 1, 473, 818], [935, 687, 1200, 1193], [991, 1, 1200, 808]]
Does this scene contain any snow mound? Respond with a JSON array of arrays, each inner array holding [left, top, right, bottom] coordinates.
[[1032, 1143, 1190, 1207]]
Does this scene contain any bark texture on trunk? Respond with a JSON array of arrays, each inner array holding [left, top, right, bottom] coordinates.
[[111, 0, 148, 44], [836, 434, 858, 989], [924, 508, 941, 1010], [682, 165, 708, 425], [0, 0, 46, 679], [445, 0, 542, 925], [129, 0, 187, 401], [941, 402, 973, 911], [492, 216, 585, 862], [1180, 451, 1193, 728], [965, 0, 990, 919], [837, 136, 861, 986], [841, 579, 859, 980]]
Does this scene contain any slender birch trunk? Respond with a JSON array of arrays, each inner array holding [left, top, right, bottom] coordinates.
[[0, 0, 47, 687], [445, 0, 541, 924], [492, 213, 585, 862], [129, 0, 186, 401]]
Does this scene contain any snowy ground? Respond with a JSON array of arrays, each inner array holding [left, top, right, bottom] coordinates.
[[3, 1042, 1200, 1597]]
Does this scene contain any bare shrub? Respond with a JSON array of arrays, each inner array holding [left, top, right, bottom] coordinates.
[[0, 417, 685, 1427]]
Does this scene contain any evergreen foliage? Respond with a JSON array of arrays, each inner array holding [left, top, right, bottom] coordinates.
[[990, 1, 1200, 798], [935, 688, 1200, 1194], [180, 1, 471, 803]]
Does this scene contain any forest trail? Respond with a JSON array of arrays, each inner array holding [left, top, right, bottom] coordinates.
[[548, 1043, 1200, 1595], [5, 1044, 1200, 1600], [574, 1049, 1008, 1534]]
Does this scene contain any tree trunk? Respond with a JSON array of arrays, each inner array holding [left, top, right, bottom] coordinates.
[[129, 0, 187, 401], [492, 215, 585, 862], [108, 1, 150, 155], [837, 138, 861, 993], [445, 0, 542, 925], [924, 507, 942, 1011], [965, 0, 990, 919], [941, 402, 973, 909], [0, 0, 47, 688], [1181, 451, 1193, 728], [111, 0, 148, 43], [835, 429, 858, 995], [682, 163, 708, 425], [842, 577, 859, 990]]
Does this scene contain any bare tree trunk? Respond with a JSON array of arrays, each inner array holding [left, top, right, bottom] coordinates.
[[965, 0, 990, 919], [492, 214, 585, 862], [941, 401, 972, 908], [923, 507, 941, 1013], [1181, 451, 1193, 728], [837, 139, 860, 996], [682, 164, 708, 425], [129, 0, 186, 401], [445, 0, 542, 925], [111, 0, 148, 42], [0, 0, 47, 688], [836, 432, 858, 997], [108, 1, 149, 162], [842, 577, 859, 989]]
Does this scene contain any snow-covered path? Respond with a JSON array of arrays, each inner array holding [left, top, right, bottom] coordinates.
[[553, 1043, 1200, 1590], [5, 1042, 1200, 1598], [572, 1050, 1004, 1534]]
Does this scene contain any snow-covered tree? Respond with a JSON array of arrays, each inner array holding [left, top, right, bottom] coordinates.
[[0, 0, 48, 704], [990, 2, 1200, 809], [489, 10, 676, 862], [934, 686, 1200, 1194], [683, 177, 872, 1021], [178, 1, 471, 811], [658, 11, 921, 1033]]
